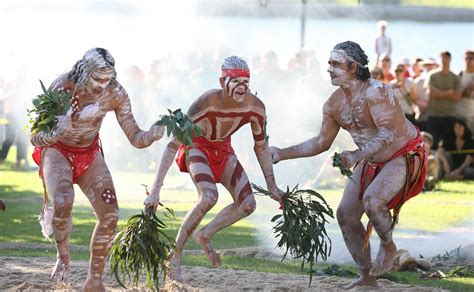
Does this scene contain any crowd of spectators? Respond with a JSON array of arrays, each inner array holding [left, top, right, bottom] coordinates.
[[372, 20, 474, 188], [0, 22, 472, 190]]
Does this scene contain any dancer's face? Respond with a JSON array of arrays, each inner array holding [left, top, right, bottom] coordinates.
[[327, 51, 352, 86], [86, 68, 114, 96], [223, 76, 250, 102]]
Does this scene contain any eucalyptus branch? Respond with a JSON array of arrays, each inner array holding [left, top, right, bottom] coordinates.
[[252, 183, 334, 286], [109, 204, 176, 290], [28, 80, 72, 134]]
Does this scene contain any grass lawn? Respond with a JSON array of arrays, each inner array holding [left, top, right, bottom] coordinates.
[[0, 149, 473, 291]]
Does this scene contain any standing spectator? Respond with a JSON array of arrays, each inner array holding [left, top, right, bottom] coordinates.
[[404, 58, 423, 79], [0, 76, 29, 169], [425, 51, 461, 149], [391, 64, 417, 124], [378, 53, 394, 83], [375, 20, 392, 64], [441, 119, 474, 180], [456, 49, 474, 133], [413, 58, 438, 130]]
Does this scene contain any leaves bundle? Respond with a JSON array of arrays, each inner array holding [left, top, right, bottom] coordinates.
[[158, 108, 201, 150], [252, 184, 334, 286], [28, 80, 71, 134], [109, 205, 176, 290], [332, 152, 353, 178]]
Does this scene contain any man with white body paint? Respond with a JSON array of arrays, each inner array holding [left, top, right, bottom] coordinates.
[[145, 56, 283, 286], [30, 48, 165, 292], [271, 41, 427, 289]]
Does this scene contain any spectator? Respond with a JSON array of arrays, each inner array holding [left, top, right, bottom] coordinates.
[[375, 20, 392, 63], [441, 119, 474, 179], [404, 58, 423, 79], [421, 131, 440, 190], [413, 58, 438, 130], [370, 66, 383, 81], [391, 64, 417, 124], [378, 53, 394, 83], [456, 49, 474, 133], [425, 51, 462, 149]]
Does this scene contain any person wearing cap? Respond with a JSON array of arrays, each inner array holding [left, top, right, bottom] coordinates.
[[391, 63, 417, 124], [378, 53, 394, 83], [270, 41, 427, 289], [455, 49, 474, 133], [424, 51, 462, 150], [145, 55, 283, 286], [413, 58, 439, 130]]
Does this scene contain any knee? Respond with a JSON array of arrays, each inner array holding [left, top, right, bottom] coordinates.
[[199, 189, 218, 210], [336, 206, 350, 226], [238, 195, 256, 215], [362, 194, 383, 215], [53, 191, 75, 217], [97, 211, 119, 230]]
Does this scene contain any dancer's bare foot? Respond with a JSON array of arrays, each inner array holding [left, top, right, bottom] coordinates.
[[82, 277, 105, 292], [51, 258, 69, 282], [370, 241, 397, 276], [193, 229, 221, 267], [343, 275, 378, 289], [167, 253, 184, 283]]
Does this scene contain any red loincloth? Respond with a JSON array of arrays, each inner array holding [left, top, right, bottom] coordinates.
[[32, 136, 102, 184], [175, 136, 235, 181], [358, 130, 427, 210], [359, 130, 427, 249]]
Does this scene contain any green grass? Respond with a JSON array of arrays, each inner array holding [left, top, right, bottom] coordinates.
[[1, 147, 473, 290]]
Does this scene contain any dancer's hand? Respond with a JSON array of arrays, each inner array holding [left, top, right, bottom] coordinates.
[[56, 115, 80, 143], [339, 151, 357, 169], [144, 193, 160, 213], [269, 146, 281, 164], [150, 122, 165, 141], [269, 186, 284, 203]]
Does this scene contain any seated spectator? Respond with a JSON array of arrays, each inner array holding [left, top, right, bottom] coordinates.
[[441, 119, 474, 180], [421, 131, 440, 190]]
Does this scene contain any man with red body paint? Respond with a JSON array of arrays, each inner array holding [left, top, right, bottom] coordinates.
[[145, 56, 283, 285]]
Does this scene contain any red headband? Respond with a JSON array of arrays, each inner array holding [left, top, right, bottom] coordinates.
[[221, 68, 250, 78]]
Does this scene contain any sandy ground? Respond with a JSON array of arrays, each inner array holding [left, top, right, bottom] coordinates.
[[0, 256, 446, 291]]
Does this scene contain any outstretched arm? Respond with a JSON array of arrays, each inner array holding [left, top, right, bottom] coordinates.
[[145, 139, 181, 209], [250, 110, 283, 201], [115, 88, 164, 148], [274, 101, 340, 162]]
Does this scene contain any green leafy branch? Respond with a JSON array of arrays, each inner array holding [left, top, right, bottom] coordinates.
[[158, 109, 202, 157], [109, 204, 176, 290], [252, 184, 334, 286], [332, 152, 353, 178], [28, 80, 72, 134]]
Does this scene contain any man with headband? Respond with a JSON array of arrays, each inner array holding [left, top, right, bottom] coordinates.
[[30, 48, 165, 291], [270, 41, 427, 288], [145, 55, 283, 286]]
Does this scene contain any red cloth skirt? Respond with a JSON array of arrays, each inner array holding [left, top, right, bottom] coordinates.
[[175, 136, 235, 181], [358, 130, 427, 209], [32, 136, 102, 184]]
